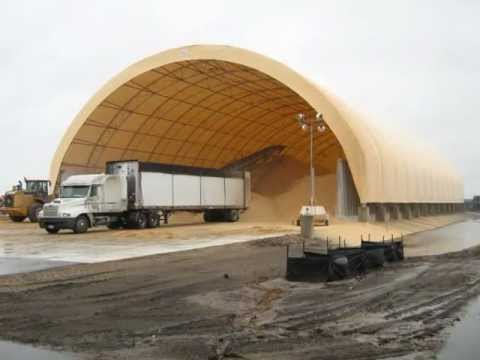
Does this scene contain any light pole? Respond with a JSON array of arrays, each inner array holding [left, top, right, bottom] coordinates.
[[296, 113, 327, 206]]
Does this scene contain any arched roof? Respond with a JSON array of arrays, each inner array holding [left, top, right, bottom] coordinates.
[[50, 44, 463, 203]]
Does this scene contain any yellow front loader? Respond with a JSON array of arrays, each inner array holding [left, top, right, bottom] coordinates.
[[0, 178, 51, 222]]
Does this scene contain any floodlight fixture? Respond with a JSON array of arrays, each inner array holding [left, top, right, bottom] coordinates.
[[295, 112, 327, 206]]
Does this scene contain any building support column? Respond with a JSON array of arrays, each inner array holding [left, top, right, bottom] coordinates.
[[358, 203, 370, 222], [390, 204, 402, 220], [423, 204, 430, 216], [438, 204, 444, 214], [376, 204, 390, 222], [411, 204, 420, 218], [401, 204, 413, 219]]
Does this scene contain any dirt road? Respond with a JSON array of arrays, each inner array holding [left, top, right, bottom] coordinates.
[[1, 234, 480, 359]]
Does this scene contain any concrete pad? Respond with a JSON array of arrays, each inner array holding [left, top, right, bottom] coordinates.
[[0, 218, 294, 264]]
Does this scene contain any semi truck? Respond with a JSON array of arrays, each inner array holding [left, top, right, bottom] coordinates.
[[39, 161, 251, 234]]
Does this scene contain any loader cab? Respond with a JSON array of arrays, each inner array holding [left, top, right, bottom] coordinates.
[[1, 178, 51, 223], [24, 179, 50, 200]]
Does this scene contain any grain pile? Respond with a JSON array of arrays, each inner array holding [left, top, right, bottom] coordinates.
[[166, 156, 337, 225], [242, 156, 337, 223]]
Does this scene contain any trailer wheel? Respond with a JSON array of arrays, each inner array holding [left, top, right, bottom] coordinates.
[[136, 212, 147, 229], [147, 213, 160, 228], [227, 210, 240, 222], [203, 211, 213, 223], [73, 215, 89, 234]]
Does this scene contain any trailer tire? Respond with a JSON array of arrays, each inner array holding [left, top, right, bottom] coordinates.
[[73, 215, 89, 234], [136, 212, 147, 229], [28, 203, 43, 223], [147, 213, 160, 228], [227, 210, 240, 222], [203, 211, 213, 223]]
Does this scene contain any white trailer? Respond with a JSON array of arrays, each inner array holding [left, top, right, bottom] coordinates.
[[39, 161, 250, 233]]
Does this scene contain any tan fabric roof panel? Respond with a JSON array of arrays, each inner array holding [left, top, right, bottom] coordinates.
[[50, 44, 463, 203]]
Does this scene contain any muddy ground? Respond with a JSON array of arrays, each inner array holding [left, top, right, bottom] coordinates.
[[1, 234, 480, 359]]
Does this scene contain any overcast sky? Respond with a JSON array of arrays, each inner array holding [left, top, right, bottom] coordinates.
[[1, 0, 479, 197]]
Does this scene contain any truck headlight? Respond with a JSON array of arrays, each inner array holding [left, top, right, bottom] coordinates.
[[62, 213, 71, 217]]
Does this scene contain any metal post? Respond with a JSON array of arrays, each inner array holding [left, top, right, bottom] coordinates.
[[286, 245, 289, 277], [310, 120, 315, 206], [296, 113, 325, 208]]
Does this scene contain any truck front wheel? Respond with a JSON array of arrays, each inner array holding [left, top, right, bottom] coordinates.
[[73, 216, 89, 234]]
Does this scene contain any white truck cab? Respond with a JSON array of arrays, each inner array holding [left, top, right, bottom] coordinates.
[[39, 174, 127, 233]]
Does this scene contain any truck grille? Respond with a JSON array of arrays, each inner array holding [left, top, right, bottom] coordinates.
[[43, 205, 58, 217]]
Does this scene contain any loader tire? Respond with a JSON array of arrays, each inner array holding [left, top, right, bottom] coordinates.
[[9, 215, 26, 222], [46, 227, 60, 234], [28, 203, 43, 223]]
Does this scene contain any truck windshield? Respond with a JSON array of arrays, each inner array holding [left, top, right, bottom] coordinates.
[[60, 185, 90, 198]]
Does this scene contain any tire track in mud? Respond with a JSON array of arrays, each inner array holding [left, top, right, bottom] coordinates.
[[1, 239, 480, 359]]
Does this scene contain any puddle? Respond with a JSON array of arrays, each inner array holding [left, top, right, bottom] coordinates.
[[437, 296, 480, 360], [0, 257, 74, 276], [404, 218, 480, 256], [0, 340, 78, 360]]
